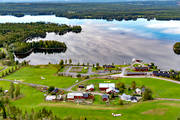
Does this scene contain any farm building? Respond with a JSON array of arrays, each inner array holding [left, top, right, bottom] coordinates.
[[102, 94, 109, 101], [99, 83, 115, 91], [45, 95, 62, 101], [67, 92, 84, 100], [125, 71, 147, 76], [86, 84, 94, 91], [103, 65, 115, 68], [134, 67, 149, 71]]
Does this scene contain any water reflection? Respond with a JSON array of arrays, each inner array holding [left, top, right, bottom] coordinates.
[[0, 15, 179, 70]]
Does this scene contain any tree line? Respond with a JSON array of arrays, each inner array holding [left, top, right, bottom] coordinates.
[[1, 2, 180, 21], [0, 22, 81, 47], [12, 40, 67, 54]]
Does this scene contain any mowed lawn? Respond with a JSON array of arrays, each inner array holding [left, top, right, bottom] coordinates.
[[79, 78, 180, 99], [0, 81, 180, 120], [4, 65, 78, 88]]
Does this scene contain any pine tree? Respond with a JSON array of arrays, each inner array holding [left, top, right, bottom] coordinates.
[[15, 84, 20, 98], [9, 82, 15, 99]]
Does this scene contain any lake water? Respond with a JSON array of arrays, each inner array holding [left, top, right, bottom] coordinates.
[[0, 15, 180, 70]]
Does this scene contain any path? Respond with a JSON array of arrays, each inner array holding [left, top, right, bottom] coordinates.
[[0, 66, 8, 72]]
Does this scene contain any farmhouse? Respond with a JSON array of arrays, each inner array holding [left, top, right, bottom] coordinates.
[[99, 83, 115, 91], [106, 87, 119, 94], [86, 84, 94, 91], [67, 92, 84, 100]]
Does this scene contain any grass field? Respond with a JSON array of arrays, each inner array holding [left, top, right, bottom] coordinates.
[[10, 84, 180, 120], [0, 79, 180, 120], [76, 78, 180, 99], [4, 65, 78, 88]]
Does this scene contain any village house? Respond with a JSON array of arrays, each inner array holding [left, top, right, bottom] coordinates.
[[106, 87, 119, 94], [134, 67, 149, 72], [86, 84, 94, 91], [99, 83, 115, 91], [103, 65, 115, 69]]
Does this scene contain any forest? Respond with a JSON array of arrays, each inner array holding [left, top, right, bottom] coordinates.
[[0, 22, 81, 47], [0, 1, 180, 21]]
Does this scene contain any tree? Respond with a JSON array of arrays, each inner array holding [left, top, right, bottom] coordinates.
[[96, 63, 99, 67], [9, 82, 15, 99], [76, 74, 81, 78], [48, 86, 55, 93], [131, 81, 136, 90], [65, 59, 67, 65], [59, 59, 64, 66], [0, 100, 7, 119], [69, 59, 72, 65], [87, 62, 89, 66], [117, 82, 125, 93], [15, 84, 20, 98], [119, 99, 124, 105], [142, 88, 153, 101]]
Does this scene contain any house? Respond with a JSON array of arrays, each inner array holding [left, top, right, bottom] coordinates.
[[99, 83, 115, 91], [45, 95, 62, 101], [132, 58, 143, 63], [135, 88, 142, 95], [45, 95, 56, 101], [134, 67, 149, 71], [102, 94, 109, 101], [79, 85, 85, 88], [106, 87, 119, 94], [83, 93, 89, 99], [67, 92, 84, 100], [130, 96, 138, 102], [120, 93, 131, 101], [86, 84, 94, 91], [103, 65, 115, 69]]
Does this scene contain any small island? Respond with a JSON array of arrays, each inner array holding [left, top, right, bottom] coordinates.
[[173, 42, 180, 55]]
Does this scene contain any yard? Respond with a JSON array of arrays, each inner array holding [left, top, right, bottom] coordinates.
[[4, 65, 79, 89], [75, 78, 180, 99]]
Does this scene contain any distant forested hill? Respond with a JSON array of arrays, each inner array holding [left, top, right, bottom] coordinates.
[[0, 1, 180, 20]]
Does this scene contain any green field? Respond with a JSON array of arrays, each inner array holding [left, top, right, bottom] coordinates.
[[77, 78, 180, 99], [8, 83, 180, 120], [4, 65, 78, 88], [1, 76, 180, 119]]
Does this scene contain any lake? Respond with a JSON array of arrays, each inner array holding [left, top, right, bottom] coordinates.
[[0, 15, 179, 70]]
